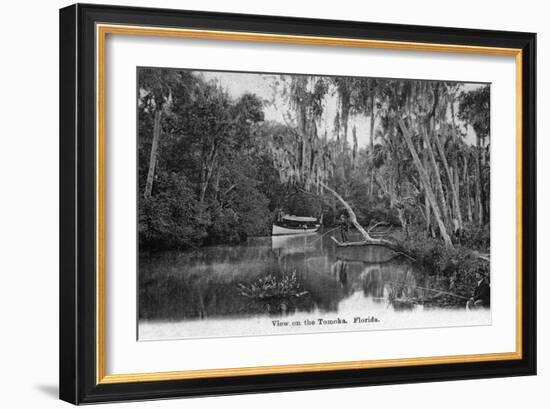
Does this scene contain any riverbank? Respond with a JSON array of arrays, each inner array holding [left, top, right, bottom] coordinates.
[[386, 226, 490, 307]]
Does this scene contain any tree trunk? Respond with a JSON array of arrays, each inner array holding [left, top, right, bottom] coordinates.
[[397, 208, 408, 238], [398, 118, 453, 248], [213, 168, 221, 201], [449, 97, 463, 227], [368, 92, 376, 195], [474, 137, 484, 225], [199, 145, 218, 205], [453, 161, 461, 221], [296, 79, 310, 181], [422, 149, 432, 236], [352, 126, 358, 169], [422, 121, 450, 228], [464, 153, 473, 223], [433, 131, 463, 229], [144, 109, 162, 199], [319, 181, 388, 244], [425, 192, 433, 237]]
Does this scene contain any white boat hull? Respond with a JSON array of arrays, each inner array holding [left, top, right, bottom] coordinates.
[[272, 224, 320, 236]]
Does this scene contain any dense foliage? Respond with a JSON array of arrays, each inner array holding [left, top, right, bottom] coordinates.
[[138, 69, 490, 260], [138, 69, 275, 249]]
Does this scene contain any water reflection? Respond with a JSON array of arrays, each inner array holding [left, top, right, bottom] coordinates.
[[139, 231, 443, 322]]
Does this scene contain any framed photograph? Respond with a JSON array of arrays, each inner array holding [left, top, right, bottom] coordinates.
[[59, 3, 536, 404]]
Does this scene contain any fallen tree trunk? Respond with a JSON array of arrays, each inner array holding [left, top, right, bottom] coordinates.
[[319, 181, 394, 246], [330, 236, 416, 261], [319, 181, 371, 239]]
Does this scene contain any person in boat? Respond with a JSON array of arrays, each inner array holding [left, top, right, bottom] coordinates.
[[339, 214, 350, 242], [276, 209, 284, 223], [466, 271, 490, 309]]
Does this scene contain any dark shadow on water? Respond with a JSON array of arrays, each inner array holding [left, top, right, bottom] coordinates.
[[35, 384, 58, 399]]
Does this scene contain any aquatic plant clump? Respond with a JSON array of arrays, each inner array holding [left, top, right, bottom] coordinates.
[[237, 271, 309, 300]]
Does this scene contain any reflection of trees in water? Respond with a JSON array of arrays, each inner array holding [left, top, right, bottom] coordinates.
[[330, 257, 426, 310], [139, 239, 427, 321], [361, 267, 386, 300], [140, 246, 344, 320], [140, 245, 320, 320], [140, 268, 327, 320]]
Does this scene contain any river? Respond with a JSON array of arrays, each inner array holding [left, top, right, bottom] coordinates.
[[138, 231, 490, 340]]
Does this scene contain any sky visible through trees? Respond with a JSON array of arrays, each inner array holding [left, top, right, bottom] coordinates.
[[201, 70, 484, 148]]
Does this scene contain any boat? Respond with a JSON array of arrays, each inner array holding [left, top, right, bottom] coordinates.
[[271, 214, 320, 236]]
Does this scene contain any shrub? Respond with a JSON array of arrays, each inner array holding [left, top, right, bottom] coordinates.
[[139, 172, 209, 250], [460, 224, 490, 252]]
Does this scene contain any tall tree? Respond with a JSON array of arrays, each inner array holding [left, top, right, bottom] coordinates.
[[139, 68, 179, 199], [432, 84, 464, 230], [351, 78, 379, 195], [458, 85, 490, 225], [374, 79, 454, 246], [398, 118, 453, 247]]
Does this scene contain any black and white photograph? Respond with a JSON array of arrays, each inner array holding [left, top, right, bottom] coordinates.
[[137, 67, 491, 340]]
